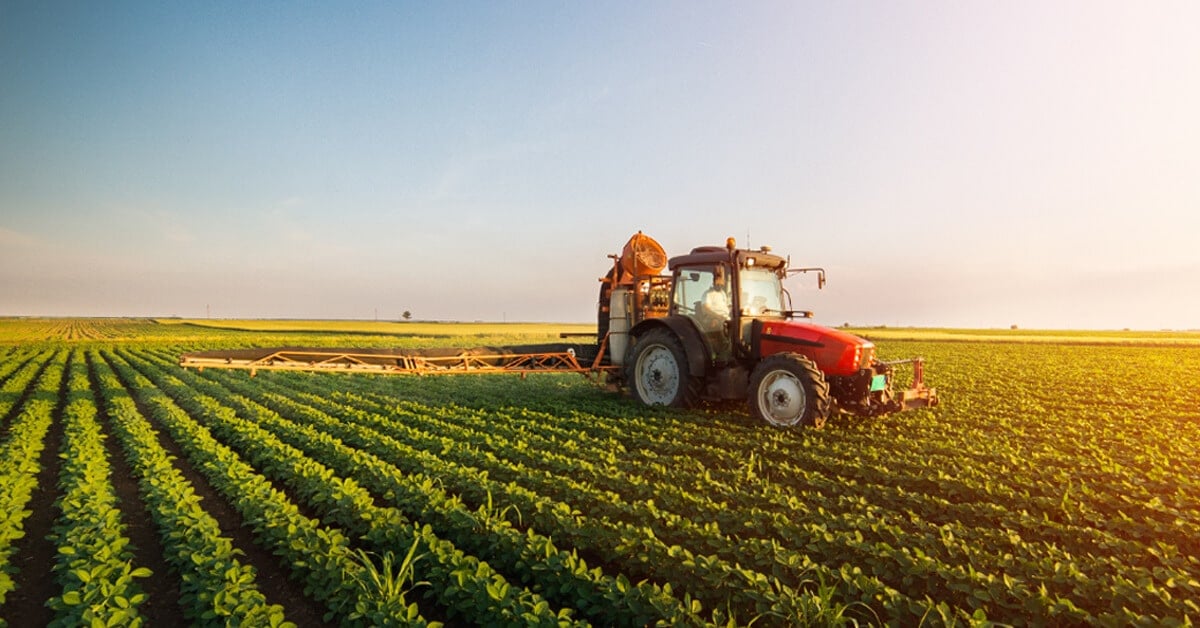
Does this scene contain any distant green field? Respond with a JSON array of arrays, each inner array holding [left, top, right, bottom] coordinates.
[[156, 318, 595, 337], [846, 326, 1200, 345]]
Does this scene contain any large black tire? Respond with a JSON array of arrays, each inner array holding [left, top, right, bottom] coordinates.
[[748, 353, 831, 428], [625, 328, 701, 408]]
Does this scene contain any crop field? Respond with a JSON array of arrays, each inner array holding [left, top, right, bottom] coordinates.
[[0, 318, 1197, 626]]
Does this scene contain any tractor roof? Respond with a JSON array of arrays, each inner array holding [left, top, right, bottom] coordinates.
[[669, 245, 787, 272]]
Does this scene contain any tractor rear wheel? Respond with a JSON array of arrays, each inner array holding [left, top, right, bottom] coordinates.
[[626, 328, 699, 408], [748, 353, 831, 428]]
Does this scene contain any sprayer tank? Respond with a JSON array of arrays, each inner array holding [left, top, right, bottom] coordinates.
[[608, 287, 631, 365]]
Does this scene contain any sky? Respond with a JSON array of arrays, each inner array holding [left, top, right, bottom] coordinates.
[[2, 2, 1198, 329]]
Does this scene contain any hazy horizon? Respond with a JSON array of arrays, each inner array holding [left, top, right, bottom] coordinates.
[[3, 2, 1198, 330]]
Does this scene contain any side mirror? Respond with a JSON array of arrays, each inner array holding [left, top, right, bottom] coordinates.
[[788, 267, 827, 289]]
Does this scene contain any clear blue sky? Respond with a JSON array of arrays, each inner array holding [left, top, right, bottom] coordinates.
[[2, 2, 1198, 329]]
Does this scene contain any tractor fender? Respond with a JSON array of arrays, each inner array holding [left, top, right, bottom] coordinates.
[[628, 316, 709, 378]]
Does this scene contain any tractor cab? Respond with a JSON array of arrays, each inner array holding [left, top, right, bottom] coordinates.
[[667, 239, 790, 361]]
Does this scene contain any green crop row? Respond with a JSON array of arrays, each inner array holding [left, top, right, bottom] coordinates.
[[0, 351, 65, 619], [45, 354, 150, 627], [0, 351, 53, 427]]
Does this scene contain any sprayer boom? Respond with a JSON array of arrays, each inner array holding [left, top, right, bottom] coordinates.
[[179, 343, 610, 377]]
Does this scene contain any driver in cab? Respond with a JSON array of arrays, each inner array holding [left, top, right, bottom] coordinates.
[[700, 266, 732, 331]]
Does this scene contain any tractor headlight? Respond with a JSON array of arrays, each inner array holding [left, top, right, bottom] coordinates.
[[860, 343, 876, 369]]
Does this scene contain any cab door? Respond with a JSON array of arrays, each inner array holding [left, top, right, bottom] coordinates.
[[671, 265, 734, 360]]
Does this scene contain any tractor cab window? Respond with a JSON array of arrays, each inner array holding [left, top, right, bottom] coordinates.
[[673, 266, 731, 334], [739, 267, 785, 317]]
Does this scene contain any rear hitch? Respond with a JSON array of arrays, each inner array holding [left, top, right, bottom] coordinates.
[[881, 357, 939, 411]]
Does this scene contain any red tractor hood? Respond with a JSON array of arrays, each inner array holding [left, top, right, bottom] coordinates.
[[753, 321, 875, 377]]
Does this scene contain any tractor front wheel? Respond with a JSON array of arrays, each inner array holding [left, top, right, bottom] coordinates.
[[626, 328, 699, 408], [748, 353, 831, 428]]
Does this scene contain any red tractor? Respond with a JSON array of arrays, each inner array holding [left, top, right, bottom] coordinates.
[[598, 232, 937, 428]]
